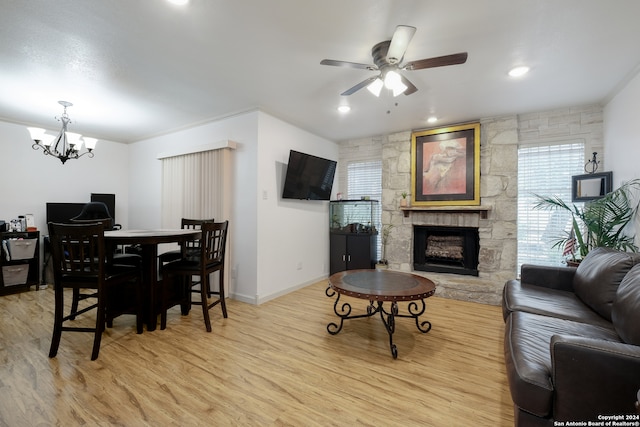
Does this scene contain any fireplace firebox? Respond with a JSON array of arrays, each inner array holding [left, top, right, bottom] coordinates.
[[413, 226, 479, 276]]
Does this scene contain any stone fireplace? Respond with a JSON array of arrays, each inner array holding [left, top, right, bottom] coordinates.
[[338, 106, 604, 305], [380, 117, 520, 305]]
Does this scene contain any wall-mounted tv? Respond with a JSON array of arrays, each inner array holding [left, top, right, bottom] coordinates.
[[282, 150, 337, 200]]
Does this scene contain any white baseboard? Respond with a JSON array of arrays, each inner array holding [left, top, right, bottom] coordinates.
[[229, 275, 328, 305]]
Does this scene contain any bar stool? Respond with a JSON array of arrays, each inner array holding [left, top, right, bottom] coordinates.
[[47, 222, 143, 360], [161, 221, 228, 332]]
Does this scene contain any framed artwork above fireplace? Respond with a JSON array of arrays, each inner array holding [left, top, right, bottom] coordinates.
[[411, 122, 480, 206]]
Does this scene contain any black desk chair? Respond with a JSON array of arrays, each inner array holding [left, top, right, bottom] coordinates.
[[47, 222, 143, 360], [161, 221, 228, 332]]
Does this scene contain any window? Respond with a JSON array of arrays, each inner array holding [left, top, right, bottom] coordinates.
[[517, 143, 584, 272], [347, 160, 382, 258]]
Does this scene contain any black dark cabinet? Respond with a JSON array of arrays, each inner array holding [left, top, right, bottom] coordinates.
[[0, 231, 40, 295], [329, 200, 379, 275], [329, 233, 377, 275]]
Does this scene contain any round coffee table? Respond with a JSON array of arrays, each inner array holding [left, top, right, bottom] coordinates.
[[326, 269, 436, 358]]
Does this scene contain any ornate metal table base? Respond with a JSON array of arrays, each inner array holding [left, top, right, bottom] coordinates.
[[326, 285, 432, 359]]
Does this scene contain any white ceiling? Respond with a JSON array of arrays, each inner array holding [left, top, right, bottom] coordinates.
[[1, 0, 640, 144]]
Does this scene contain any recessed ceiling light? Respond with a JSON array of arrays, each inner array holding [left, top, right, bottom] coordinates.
[[508, 66, 530, 77], [167, 0, 189, 5], [427, 116, 438, 124], [337, 105, 351, 113]]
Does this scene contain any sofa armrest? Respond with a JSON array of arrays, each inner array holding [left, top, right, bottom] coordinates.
[[520, 264, 577, 292], [551, 335, 640, 420]]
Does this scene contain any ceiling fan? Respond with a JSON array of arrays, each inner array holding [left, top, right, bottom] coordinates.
[[320, 25, 468, 97]]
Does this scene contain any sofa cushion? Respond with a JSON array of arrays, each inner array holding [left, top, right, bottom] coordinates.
[[573, 247, 639, 321], [612, 263, 640, 345], [502, 280, 611, 327], [504, 311, 620, 417]]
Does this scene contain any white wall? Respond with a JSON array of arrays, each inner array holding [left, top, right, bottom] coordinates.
[[128, 111, 260, 303], [0, 120, 130, 232], [127, 110, 339, 304], [255, 112, 339, 303], [604, 69, 640, 244]]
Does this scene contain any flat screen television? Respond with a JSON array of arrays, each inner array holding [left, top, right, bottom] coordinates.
[[46, 202, 86, 224], [282, 150, 337, 200]]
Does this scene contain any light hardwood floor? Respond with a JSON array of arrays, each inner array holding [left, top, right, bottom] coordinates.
[[0, 280, 514, 426]]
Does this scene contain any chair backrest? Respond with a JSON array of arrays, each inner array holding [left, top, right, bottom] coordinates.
[[71, 202, 118, 230], [48, 222, 106, 284], [72, 202, 112, 220], [181, 218, 214, 252], [200, 221, 228, 265], [70, 217, 114, 230]]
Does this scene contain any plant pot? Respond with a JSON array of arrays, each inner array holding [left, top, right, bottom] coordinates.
[[400, 199, 407, 207], [566, 260, 581, 268]]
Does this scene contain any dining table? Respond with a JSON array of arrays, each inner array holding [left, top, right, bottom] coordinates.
[[105, 229, 201, 331]]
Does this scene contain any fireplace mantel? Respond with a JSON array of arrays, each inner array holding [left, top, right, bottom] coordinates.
[[401, 205, 492, 219]]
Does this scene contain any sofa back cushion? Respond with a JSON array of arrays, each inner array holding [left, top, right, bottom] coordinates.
[[573, 247, 639, 321], [612, 263, 640, 345]]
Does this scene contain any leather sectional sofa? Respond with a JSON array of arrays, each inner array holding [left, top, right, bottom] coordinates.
[[502, 247, 640, 425]]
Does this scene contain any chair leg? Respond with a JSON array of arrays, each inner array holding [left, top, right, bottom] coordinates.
[[49, 284, 64, 358], [218, 268, 228, 319], [201, 275, 212, 332], [69, 288, 80, 320], [91, 291, 106, 361]]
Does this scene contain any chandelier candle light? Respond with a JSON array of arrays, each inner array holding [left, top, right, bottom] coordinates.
[[28, 101, 97, 164]]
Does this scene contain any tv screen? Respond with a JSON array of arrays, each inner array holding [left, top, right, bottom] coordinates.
[[91, 193, 116, 223], [282, 150, 337, 200], [46, 202, 86, 224]]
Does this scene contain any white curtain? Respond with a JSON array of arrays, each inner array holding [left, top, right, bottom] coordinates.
[[160, 146, 234, 296], [160, 148, 233, 228]]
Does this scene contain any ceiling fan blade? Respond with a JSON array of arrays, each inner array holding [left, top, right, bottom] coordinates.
[[404, 52, 468, 70], [320, 59, 377, 71], [400, 75, 418, 96], [387, 25, 416, 64], [340, 76, 378, 96]]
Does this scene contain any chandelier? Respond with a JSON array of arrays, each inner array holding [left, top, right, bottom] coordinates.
[[28, 101, 97, 164]]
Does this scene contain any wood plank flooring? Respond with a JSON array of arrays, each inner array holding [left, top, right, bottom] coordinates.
[[0, 280, 514, 426]]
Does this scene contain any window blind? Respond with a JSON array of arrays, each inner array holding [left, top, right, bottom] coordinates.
[[160, 148, 233, 228], [347, 160, 382, 259], [517, 143, 585, 272]]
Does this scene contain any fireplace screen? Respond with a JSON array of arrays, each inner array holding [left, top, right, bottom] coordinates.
[[414, 226, 479, 276]]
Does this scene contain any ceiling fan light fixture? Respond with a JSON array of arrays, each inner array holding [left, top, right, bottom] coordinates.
[[384, 70, 407, 96], [384, 70, 401, 89], [392, 81, 408, 97], [367, 78, 384, 97]]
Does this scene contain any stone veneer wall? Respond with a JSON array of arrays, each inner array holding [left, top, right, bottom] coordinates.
[[382, 117, 518, 305], [338, 105, 603, 305]]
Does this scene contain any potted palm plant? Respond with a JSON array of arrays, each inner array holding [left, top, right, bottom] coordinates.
[[533, 179, 640, 264]]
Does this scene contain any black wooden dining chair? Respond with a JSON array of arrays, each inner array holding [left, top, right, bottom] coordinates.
[[158, 218, 214, 265], [161, 221, 228, 332], [69, 216, 140, 327], [47, 222, 143, 360]]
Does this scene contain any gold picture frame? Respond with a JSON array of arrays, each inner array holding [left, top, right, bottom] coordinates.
[[411, 123, 480, 206]]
